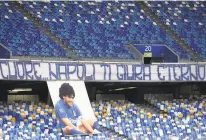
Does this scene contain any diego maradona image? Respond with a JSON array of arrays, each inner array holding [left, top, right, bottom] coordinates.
[[55, 83, 102, 135]]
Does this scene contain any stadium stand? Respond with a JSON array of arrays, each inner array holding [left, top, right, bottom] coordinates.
[[92, 96, 206, 139], [1, 97, 205, 140], [0, 101, 126, 140], [147, 1, 206, 58], [92, 100, 159, 139], [0, 1, 206, 140], [0, 1, 205, 59], [0, 1, 194, 59], [145, 94, 206, 139], [0, 80, 206, 140], [22, 1, 194, 59], [0, 2, 69, 57]]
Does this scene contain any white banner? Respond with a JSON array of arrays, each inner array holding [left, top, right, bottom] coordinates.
[[0, 60, 205, 81]]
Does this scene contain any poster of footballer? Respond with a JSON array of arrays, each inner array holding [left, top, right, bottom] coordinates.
[[47, 81, 101, 136]]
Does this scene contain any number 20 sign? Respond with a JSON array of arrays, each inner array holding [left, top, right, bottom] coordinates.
[[145, 46, 152, 52]]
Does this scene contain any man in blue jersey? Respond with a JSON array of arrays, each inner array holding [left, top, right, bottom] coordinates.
[[55, 83, 101, 135]]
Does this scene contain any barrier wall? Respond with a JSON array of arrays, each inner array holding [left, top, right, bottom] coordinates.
[[0, 60, 206, 81]]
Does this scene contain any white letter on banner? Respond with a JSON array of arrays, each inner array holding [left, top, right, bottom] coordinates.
[[24, 62, 34, 80], [116, 64, 125, 80], [58, 63, 67, 80], [94, 64, 106, 80], [0, 61, 9, 79], [67, 64, 77, 80], [167, 65, 173, 81], [49, 63, 59, 80], [133, 64, 143, 80], [180, 64, 190, 81], [143, 65, 151, 80], [76, 64, 86, 80], [84, 64, 95, 81], [101, 64, 111, 80], [8, 62, 17, 80], [16, 61, 25, 80], [197, 64, 206, 81], [109, 64, 118, 80], [125, 64, 134, 80], [173, 65, 181, 81], [157, 65, 165, 81], [150, 65, 159, 81], [190, 65, 198, 81], [33, 62, 42, 80]]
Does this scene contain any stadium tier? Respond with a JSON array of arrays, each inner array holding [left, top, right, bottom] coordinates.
[[147, 1, 206, 58], [145, 94, 206, 139], [0, 2, 69, 57], [1, 97, 206, 140], [22, 1, 192, 59], [0, 101, 122, 140], [92, 97, 206, 140], [2, 1, 203, 59]]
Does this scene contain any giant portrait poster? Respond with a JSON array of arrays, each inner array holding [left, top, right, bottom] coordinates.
[[47, 81, 100, 136]]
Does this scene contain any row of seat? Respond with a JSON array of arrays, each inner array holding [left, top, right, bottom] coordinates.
[[0, 2, 69, 58], [147, 1, 206, 58], [1, 1, 205, 59], [0, 101, 123, 140], [91, 96, 206, 139], [145, 94, 206, 139], [0, 94, 205, 139], [21, 1, 192, 59]]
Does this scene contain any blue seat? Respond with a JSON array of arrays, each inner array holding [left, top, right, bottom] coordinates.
[[0, 2, 69, 58], [0, 101, 118, 140], [148, 1, 206, 58], [19, 1, 194, 59]]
